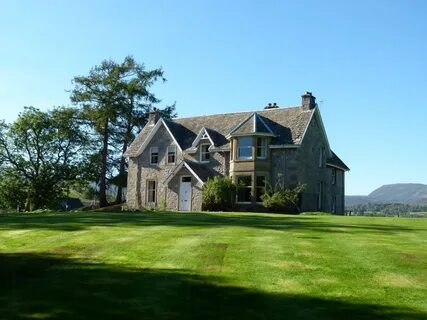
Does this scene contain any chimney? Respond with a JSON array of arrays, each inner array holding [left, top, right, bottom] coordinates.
[[264, 102, 279, 109], [148, 108, 160, 125], [301, 92, 316, 110]]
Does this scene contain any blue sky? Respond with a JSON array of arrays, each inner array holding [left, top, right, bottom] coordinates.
[[1, 0, 426, 195]]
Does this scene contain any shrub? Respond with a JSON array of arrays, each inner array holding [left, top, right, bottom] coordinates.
[[202, 176, 238, 211], [300, 211, 332, 216], [261, 183, 306, 213]]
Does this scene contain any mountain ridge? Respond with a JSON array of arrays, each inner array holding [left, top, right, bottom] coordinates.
[[346, 183, 427, 206]]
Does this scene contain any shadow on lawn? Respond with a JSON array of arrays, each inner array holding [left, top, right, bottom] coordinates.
[[0, 252, 424, 320], [0, 211, 424, 235]]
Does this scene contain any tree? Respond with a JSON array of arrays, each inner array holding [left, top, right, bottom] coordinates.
[[261, 180, 306, 213], [202, 177, 238, 211], [0, 107, 89, 210], [71, 56, 175, 207], [111, 56, 176, 203]]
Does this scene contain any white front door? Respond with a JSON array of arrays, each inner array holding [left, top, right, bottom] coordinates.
[[179, 177, 192, 211]]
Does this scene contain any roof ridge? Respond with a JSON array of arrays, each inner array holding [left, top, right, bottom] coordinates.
[[173, 105, 303, 121]]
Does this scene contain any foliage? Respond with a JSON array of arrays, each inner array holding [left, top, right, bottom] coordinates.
[[347, 202, 427, 217], [0, 169, 27, 210], [261, 182, 306, 213], [202, 176, 238, 211], [70, 56, 175, 206], [300, 211, 333, 216], [0, 107, 89, 210]]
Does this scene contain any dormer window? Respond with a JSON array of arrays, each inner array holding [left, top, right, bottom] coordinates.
[[150, 147, 159, 165], [237, 137, 252, 160], [200, 144, 210, 162], [167, 145, 176, 164], [256, 138, 268, 159]]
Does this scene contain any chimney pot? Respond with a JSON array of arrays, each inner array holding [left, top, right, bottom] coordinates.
[[265, 102, 279, 109]]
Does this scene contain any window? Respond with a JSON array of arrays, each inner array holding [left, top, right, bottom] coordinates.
[[237, 176, 252, 203], [332, 168, 337, 185], [256, 138, 268, 159], [332, 195, 336, 213], [200, 144, 210, 162], [319, 147, 325, 167], [150, 147, 159, 165], [255, 176, 266, 202], [147, 180, 156, 204], [167, 145, 176, 164], [182, 176, 191, 182], [237, 137, 252, 160], [318, 182, 323, 210]]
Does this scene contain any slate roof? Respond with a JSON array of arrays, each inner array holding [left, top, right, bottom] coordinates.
[[229, 113, 274, 136], [163, 160, 221, 184], [327, 151, 350, 171], [185, 160, 221, 182], [126, 106, 314, 156]]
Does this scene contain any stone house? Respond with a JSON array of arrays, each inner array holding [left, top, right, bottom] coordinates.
[[125, 92, 349, 213]]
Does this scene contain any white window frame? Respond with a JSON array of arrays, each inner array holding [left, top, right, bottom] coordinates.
[[146, 180, 157, 204], [237, 137, 253, 160], [200, 143, 210, 163], [150, 147, 159, 165], [256, 138, 268, 159], [236, 175, 252, 204], [167, 145, 176, 164]]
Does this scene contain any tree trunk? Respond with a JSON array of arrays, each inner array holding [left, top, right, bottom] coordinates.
[[99, 119, 109, 207], [114, 139, 128, 204]]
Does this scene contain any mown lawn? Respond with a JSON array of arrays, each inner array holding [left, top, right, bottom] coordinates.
[[0, 211, 426, 320]]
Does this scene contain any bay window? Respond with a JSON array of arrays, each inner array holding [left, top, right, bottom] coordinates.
[[237, 137, 252, 160], [255, 176, 266, 202], [237, 176, 252, 203], [256, 138, 267, 159]]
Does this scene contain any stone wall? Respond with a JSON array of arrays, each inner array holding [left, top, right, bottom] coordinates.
[[127, 112, 346, 214], [126, 124, 182, 210], [167, 167, 203, 211], [126, 125, 226, 211]]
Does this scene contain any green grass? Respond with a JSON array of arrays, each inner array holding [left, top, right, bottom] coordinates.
[[0, 211, 426, 320]]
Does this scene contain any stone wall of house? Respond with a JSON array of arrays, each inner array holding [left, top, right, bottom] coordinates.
[[167, 167, 203, 211], [271, 148, 299, 189], [270, 112, 345, 213], [126, 157, 139, 209], [334, 169, 345, 214], [127, 112, 345, 214], [126, 125, 227, 211], [296, 113, 331, 212], [294, 113, 341, 213], [127, 124, 182, 210]]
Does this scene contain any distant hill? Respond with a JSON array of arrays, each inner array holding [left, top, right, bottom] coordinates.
[[346, 183, 427, 206]]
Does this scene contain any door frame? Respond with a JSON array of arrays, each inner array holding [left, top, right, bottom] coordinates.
[[178, 175, 192, 211]]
